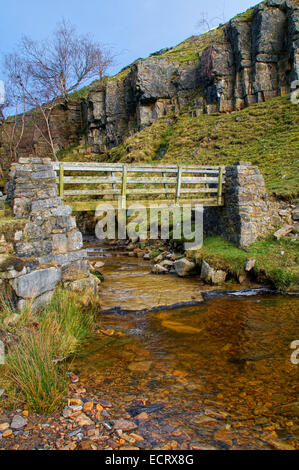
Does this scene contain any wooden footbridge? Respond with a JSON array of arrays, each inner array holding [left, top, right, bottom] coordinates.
[[52, 162, 225, 211]]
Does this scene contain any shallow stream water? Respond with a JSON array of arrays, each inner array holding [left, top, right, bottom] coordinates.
[[73, 241, 299, 450]]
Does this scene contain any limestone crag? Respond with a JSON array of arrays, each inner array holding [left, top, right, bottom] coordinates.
[[0, 1, 298, 163], [86, 57, 199, 152], [86, 1, 299, 151], [0, 157, 97, 311]]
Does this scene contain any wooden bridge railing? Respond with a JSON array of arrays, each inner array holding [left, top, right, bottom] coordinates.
[[52, 162, 225, 211]]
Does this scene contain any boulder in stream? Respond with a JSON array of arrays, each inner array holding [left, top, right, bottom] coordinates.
[[200, 260, 227, 284], [174, 258, 196, 277], [151, 264, 168, 274]]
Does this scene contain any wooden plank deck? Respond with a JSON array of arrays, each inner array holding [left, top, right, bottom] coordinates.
[[52, 162, 225, 211]]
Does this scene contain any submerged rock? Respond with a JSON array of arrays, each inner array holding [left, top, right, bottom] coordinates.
[[113, 419, 138, 432], [128, 361, 152, 372]]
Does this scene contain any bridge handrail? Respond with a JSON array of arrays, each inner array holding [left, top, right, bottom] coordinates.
[[52, 162, 225, 208]]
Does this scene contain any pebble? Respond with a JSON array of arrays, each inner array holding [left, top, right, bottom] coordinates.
[[0, 422, 10, 432], [128, 361, 152, 372], [69, 372, 79, 383], [130, 433, 144, 441], [75, 413, 94, 427], [69, 398, 83, 406], [11, 415, 27, 430], [83, 402, 94, 412], [135, 412, 149, 421], [113, 419, 138, 432]]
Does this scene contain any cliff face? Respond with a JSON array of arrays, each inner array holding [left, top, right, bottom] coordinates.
[[0, 0, 298, 167], [86, 0, 299, 152], [85, 57, 200, 151]]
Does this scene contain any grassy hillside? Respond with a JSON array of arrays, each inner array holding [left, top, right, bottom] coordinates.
[[63, 1, 299, 200], [107, 96, 299, 199]]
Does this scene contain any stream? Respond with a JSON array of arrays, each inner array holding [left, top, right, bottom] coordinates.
[[73, 240, 299, 450]]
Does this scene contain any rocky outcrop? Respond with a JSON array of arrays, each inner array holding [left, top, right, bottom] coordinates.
[[0, 157, 97, 311], [0, 100, 84, 171], [86, 57, 200, 152], [0, 1, 297, 164], [86, 0, 299, 152], [201, 0, 298, 113]]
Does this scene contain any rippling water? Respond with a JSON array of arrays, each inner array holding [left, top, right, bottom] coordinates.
[[73, 242, 299, 450]]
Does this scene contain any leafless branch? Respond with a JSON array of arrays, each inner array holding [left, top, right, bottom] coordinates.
[[3, 19, 116, 160]]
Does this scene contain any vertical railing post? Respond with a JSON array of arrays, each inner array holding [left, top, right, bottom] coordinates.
[[59, 162, 64, 200], [204, 171, 208, 198], [162, 171, 168, 194], [111, 171, 116, 200], [217, 166, 223, 205], [121, 164, 127, 209], [176, 165, 182, 204]]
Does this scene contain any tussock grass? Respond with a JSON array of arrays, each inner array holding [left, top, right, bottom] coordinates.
[[6, 332, 68, 414], [0, 289, 98, 414]]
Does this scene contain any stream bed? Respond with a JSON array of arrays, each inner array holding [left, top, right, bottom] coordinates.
[[73, 241, 299, 450]]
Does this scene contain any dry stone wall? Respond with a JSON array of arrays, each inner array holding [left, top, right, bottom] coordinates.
[[0, 157, 97, 311], [204, 162, 281, 247]]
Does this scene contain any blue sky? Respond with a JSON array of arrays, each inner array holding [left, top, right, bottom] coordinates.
[[1, 0, 256, 78]]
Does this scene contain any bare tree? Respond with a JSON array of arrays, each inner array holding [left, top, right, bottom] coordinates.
[[4, 19, 115, 160], [94, 47, 115, 80], [0, 80, 27, 166], [196, 10, 226, 33]]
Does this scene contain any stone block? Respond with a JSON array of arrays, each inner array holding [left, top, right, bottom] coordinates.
[[245, 258, 256, 272], [11, 267, 61, 299], [52, 233, 68, 254], [61, 259, 90, 281], [55, 216, 76, 230], [37, 249, 88, 267], [17, 290, 55, 312], [64, 276, 98, 294], [151, 264, 168, 274], [50, 206, 72, 217], [67, 231, 83, 251], [13, 197, 31, 218], [31, 170, 57, 179], [31, 198, 61, 211]]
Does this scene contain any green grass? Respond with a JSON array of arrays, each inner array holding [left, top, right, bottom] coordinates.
[[159, 28, 224, 64], [67, 85, 91, 101], [107, 96, 299, 199], [149, 249, 163, 259], [5, 331, 68, 414], [194, 235, 299, 292], [0, 289, 98, 414], [232, 6, 254, 23]]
